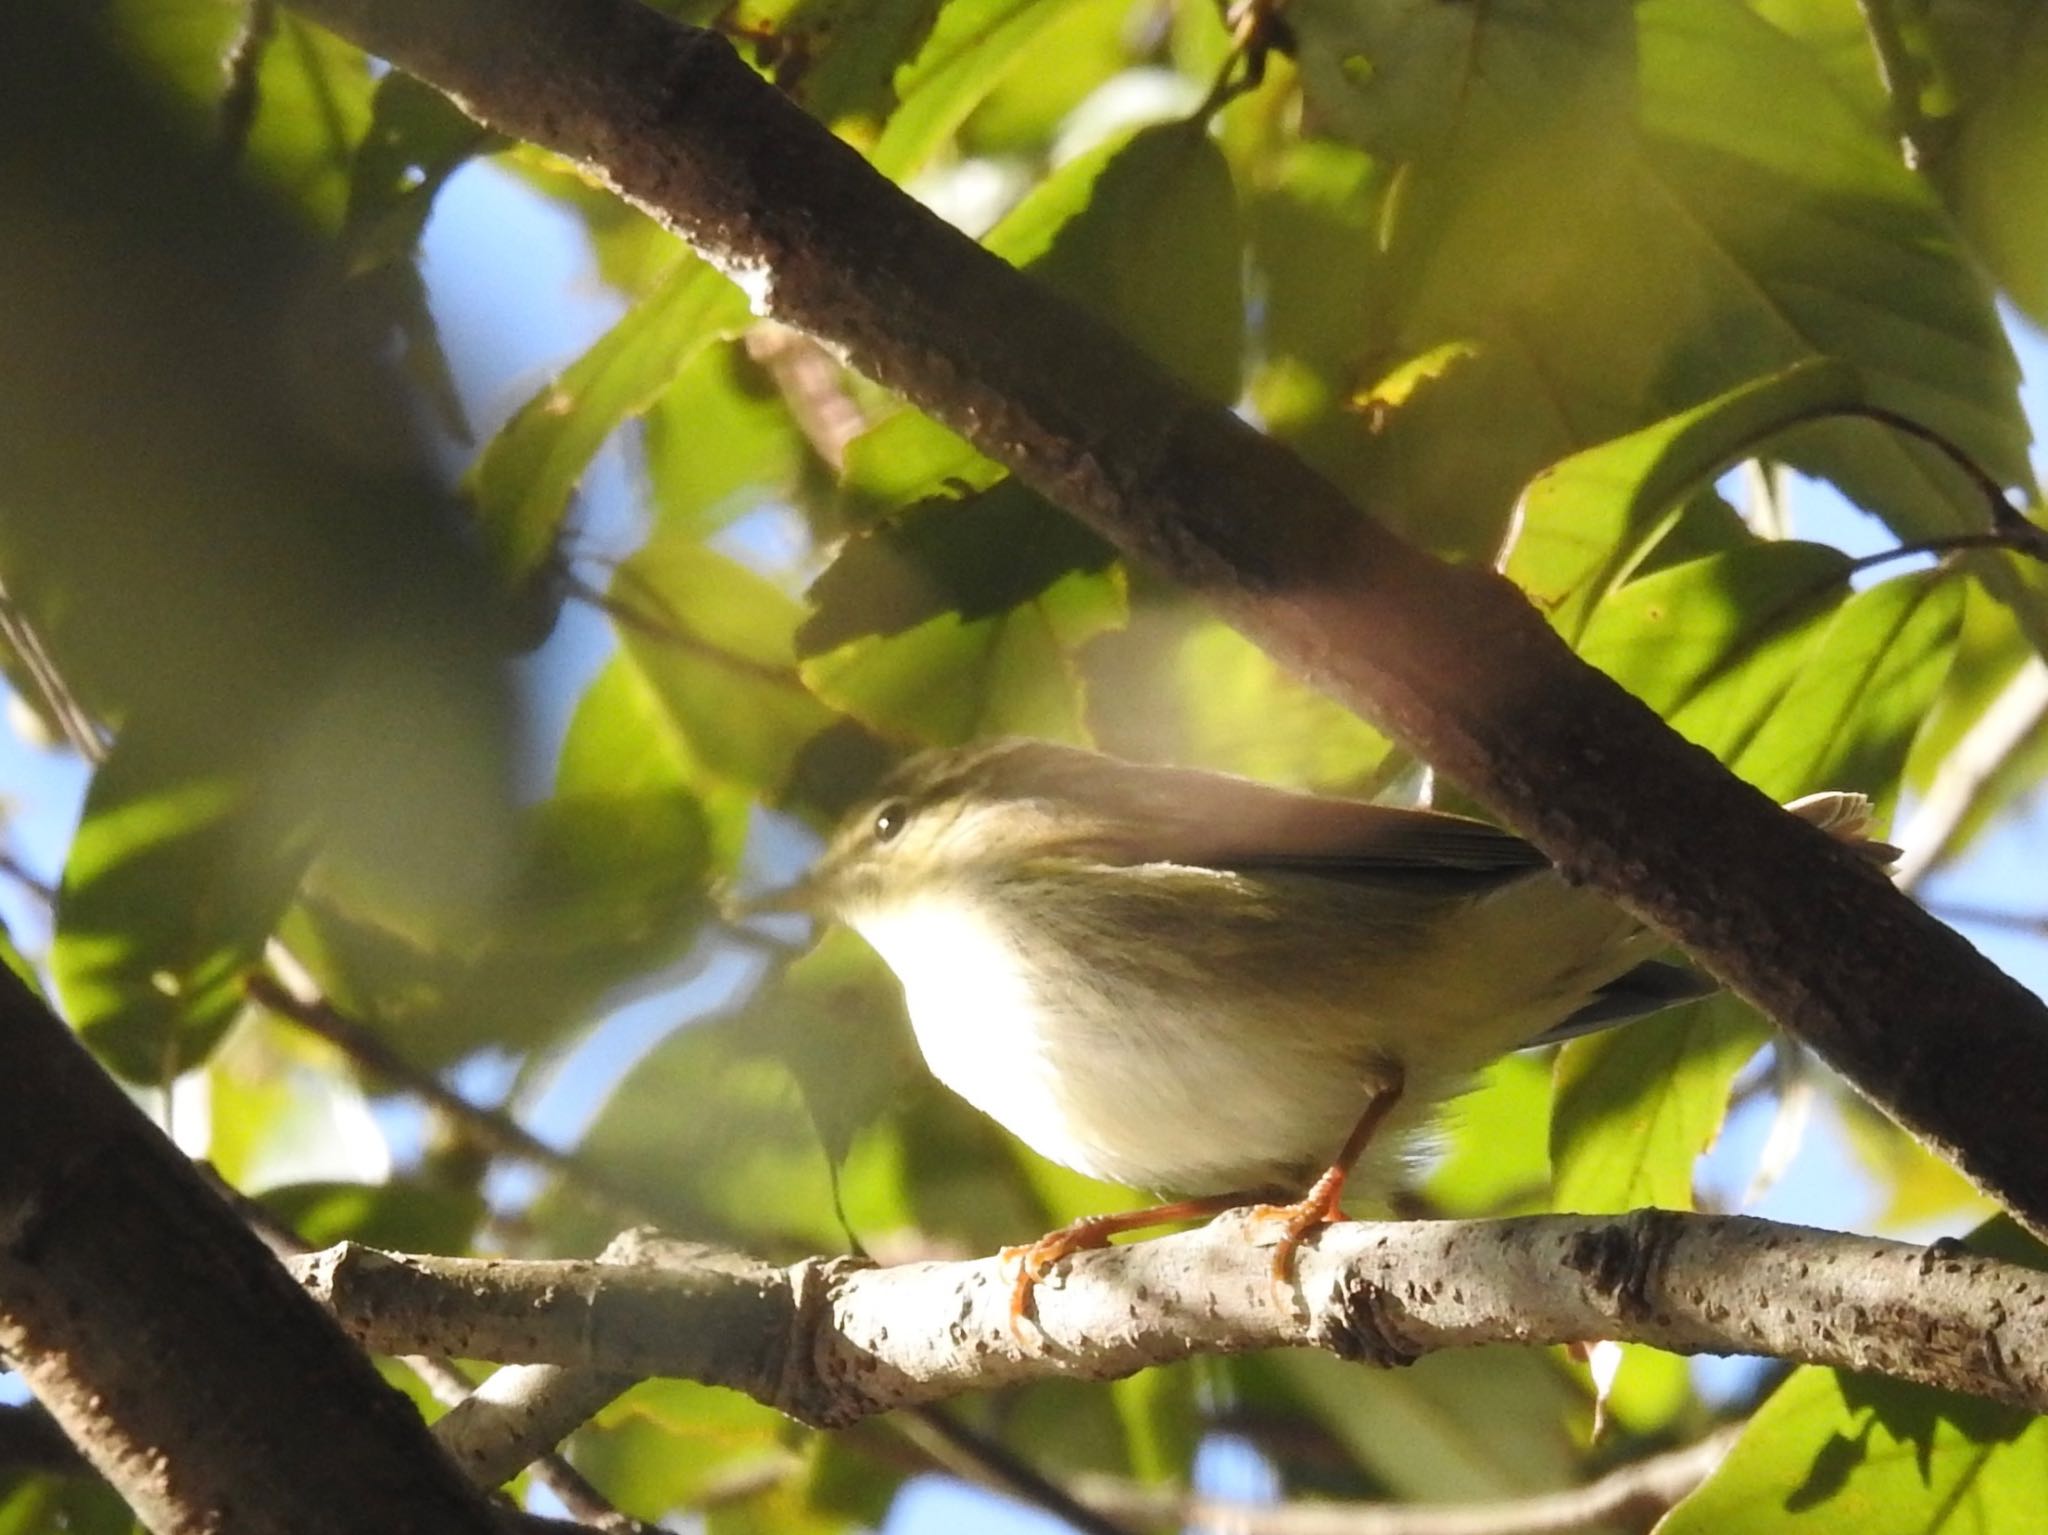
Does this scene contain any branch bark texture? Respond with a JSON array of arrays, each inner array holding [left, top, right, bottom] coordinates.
[[0, 965, 503, 1535], [279, 0, 2048, 1237], [292, 1215, 2046, 1428]]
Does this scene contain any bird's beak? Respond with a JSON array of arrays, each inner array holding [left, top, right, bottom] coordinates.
[[717, 868, 828, 922]]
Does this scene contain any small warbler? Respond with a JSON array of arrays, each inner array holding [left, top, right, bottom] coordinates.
[[760, 737, 1890, 1324]]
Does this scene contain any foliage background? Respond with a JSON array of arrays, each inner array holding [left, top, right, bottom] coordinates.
[[5, 0, 2048, 1530]]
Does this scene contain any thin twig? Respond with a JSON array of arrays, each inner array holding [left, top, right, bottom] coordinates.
[[1075, 1424, 1741, 1535], [242, 969, 658, 1231], [0, 577, 106, 763], [560, 567, 814, 693], [897, 1407, 1140, 1535], [1843, 528, 2048, 577], [0, 847, 56, 904]]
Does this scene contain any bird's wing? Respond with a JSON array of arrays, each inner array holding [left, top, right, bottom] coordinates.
[[1521, 959, 1717, 1046], [983, 742, 1548, 879]]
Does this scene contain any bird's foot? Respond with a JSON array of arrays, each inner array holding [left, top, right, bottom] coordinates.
[[1000, 1196, 1256, 1343], [999, 1221, 1113, 1345], [1250, 1167, 1349, 1306]]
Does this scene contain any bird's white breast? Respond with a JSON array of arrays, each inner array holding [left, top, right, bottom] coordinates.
[[841, 885, 1395, 1194], [845, 893, 1093, 1168]]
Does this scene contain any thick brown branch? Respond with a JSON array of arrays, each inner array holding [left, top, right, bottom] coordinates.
[[279, 0, 2048, 1238], [292, 1214, 2046, 1427], [0, 968, 502, 1535]]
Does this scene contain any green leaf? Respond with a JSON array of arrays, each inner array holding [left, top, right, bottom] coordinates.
[[1425, 1052, 1552, 1214], [1274, 0, 2028, 560], [0, 1476, 132, 1535], [871, 0, 1102, 176], [0, 925, 44, 1000], [645, 339, 812, 533], [1551, 995, 1768, 1213], [800, 563, 1126, 744], [1110, 1367, 1200, 1486], [466, 257, 750, 584], [109, 1, 373, 227], [1578, 541, 1851, 761], [959, 0, 1148, 155], [780, 0, 947, 128], [837, 409, 1005, 523], [1506, 360, 1866, 644], [991, 120, 1243, 405], [575, 1379, 804, 1524], [259, 1181, 486, 1254], [612, 536, 839, 794], [1734, 568, 1965, 806], [1240, 1349, 1586, 1501], [802, 119, 1236, 730], [551, 931, 918, 1250], [1929, 2, 2048, 327], [55, 724, 313, 1081], [1899, 571, 2048, 870], [797, 479, 1115, 655], [280, 782, 712, 1067], [1662, 1366, 2045, 1534]]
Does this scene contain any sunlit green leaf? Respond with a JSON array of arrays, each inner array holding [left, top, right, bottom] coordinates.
[[1579, 542, 1850, 761], [1506, 360, 1865, 644], [110, 1, 373, 226], [645, 340, 814, 534], [1552, 995, 1768, 1214], [1426, 1052, 1552, 1215], [467, 257, 750, 584], [1663, 1365, 2046, 1533], [800, 563, 1125, 744], [55, 725, 312, 1081], [0, 925, 44, 1000], [1734, 568, 1965, 807], [798, 480, 1115, 656], [613, 536, 839, 793], [1273, 0, 2028, 561], [873, 0, 1104, 176]]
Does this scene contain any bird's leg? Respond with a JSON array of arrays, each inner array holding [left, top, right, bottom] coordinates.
[[1004, 1193, 1254, 1338], [1254, 1063, 1407, 1297]]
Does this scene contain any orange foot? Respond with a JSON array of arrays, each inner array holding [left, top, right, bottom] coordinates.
[[1251, 1168, 1349, 1301], [1000, 1195, 1255, 1343]]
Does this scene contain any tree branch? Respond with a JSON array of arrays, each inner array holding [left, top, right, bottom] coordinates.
[[1075, 1423, 1741, 1535], [291, 1214, 2046, 1426], [0, 966, 503, 1535], [280, 0, 2048, 1241]]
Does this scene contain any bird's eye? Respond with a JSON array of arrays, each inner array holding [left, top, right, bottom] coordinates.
[[872, 800, 910, 844]]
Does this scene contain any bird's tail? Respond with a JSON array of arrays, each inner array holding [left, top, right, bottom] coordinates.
[[1784, 791, 1900, 866]]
